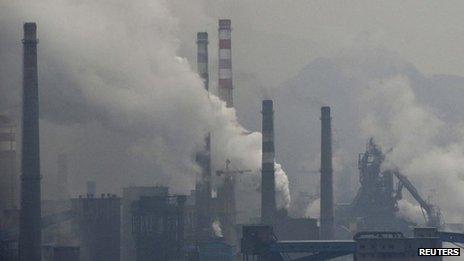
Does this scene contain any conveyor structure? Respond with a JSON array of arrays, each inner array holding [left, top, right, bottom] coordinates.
[[241, 226, 355, 260], [241, 226, 464, 261]]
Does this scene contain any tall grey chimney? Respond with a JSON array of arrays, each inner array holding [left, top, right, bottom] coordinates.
[[261, 100, 276, 224], [320, 106, 334, 239], [195, 32, 212, 241], [197, 32, 209, 91], [19, 22, 42, 261]]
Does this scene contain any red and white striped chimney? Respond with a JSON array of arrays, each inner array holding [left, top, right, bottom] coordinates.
[[218, 19, 233, 108]]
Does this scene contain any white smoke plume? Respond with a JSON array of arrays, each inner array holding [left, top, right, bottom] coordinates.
[[305, 198, 320, 219], [359, 76, 464, 223], [0, 0, 290, 211], [294, 51, 464, 224], [211, 219, 223, 238], [397, 200, 425, 225]]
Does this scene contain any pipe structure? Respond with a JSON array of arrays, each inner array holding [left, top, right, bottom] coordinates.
[[320, 106, 334, 239], [261, 100, 276, 225], [218, 19, 233, 108], [19, 22, 42, 261]]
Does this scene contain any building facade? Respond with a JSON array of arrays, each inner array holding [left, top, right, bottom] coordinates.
[[71, 195, 121, 261]]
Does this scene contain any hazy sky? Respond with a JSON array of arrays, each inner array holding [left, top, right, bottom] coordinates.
[[170, 0, 464, 85]]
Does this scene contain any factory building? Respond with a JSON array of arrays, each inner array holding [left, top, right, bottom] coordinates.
[[0, 115, 17, 212], [183, 190, 197, 245], [0, 237, 18, 261], [272, 211, 319, 241], [194, 181, 212, 241], [42, 246, 79, 261], [131, 195, 186, 261], [197, 240, 234, 261], [71, 194, 121, 261], [0, 115, 19, 261], [240, 225, 447, 260], [121, 186, 169, 261], [342, 138, 441, 234], [355, 228, 442, 260]]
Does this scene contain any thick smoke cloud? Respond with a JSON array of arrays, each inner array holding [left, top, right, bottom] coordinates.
[[360, 76, 464, 223], [0, 0, 290, 215], [281, 48, 464, 223]]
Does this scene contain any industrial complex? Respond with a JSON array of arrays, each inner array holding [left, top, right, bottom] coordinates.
[[1, 12, 464, 261]]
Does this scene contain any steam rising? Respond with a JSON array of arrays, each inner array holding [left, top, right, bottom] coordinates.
[[359, 76, 464, 222], [305, 198, 320, 219], [287, 50, 464, 223], [212, 220, 223, 238], [397, 200, 425, 224], [0, 0, 290, 209]]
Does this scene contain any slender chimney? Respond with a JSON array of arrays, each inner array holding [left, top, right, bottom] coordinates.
[[218, 19, 233, 108], [261, 100, 276, 224], [320, 106, 334, 239], [19, 22, 41, 261], [197, 32, 209, 91], [195, 32, 212, 241]]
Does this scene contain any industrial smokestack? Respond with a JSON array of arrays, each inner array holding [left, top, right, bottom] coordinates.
[[261, 100, 276, 224], [197, 32, 209, 91], [19, 22, 42, 261], [320, 106, 334, 239], [195, 32, 212, 241], [218, 19, 233, 108]]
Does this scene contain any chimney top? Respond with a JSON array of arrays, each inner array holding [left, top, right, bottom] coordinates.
[[262, 100, 273, 113], [321, 106, 331, 119], [197, 32, 209, 45], [219, 19, 231, 29], [197, 32, 208, 41], [24, 22, 36, 31], [23, 23, 38, 42]]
